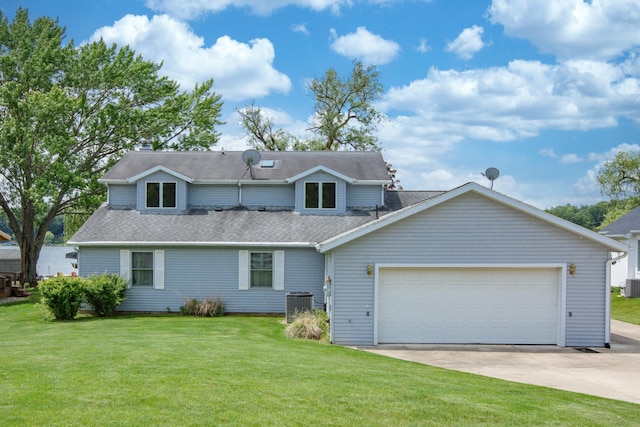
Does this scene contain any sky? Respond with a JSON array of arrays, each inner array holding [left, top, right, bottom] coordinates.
[[3, 0, 640, 209]]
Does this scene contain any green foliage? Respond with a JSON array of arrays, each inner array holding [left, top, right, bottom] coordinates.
[[285, 309, 329, 341], [0, 8, 224, 284], [599, 197, 640, 229], [39, 276, 85, 320], [43, 230, 54, 245], [597, 151, 640, 199], [546, 200, 614, 231], [238, 60, 383, 152], [180, 296, 224, 317], [83, 273, 126, 317], [237, 101, 299, 151], [306, 60, 384, 151]]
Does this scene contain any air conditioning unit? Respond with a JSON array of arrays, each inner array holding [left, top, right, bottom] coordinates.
[[285, 292, 314, 323], [623, 279, 640, 298]]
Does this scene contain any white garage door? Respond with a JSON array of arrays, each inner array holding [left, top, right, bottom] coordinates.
[[377, 267, 560, 344]]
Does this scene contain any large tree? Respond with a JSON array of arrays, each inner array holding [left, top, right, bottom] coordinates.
[[0, 9, 223, 285], [238, 60, 384, 152], [597, 151, 640, 199], [306, 60, 384, 150], [596, 151, 640, 224]]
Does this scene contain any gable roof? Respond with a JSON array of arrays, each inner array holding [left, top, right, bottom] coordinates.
[[317, 182, 628, 253], [599, 205, 640, 237], [287, 166, 355, 184], [100, 151, 391, 184]]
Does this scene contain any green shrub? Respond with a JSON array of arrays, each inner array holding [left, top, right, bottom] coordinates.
[[285, 309, 329, 341], [84, 273, 127, 317], [39, 276, 86, 320], [180, 296, 224, 317]]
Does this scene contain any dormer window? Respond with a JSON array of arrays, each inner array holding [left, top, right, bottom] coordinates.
[[305, 182, 336, 209], [146, 182, 176, 208]]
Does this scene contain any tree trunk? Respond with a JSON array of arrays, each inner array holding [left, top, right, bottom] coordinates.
[[21, 237, 42, 286]]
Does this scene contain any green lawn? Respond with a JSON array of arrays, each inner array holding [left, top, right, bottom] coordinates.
[[611, 287, 640, 325], [1, 300, 639, 426]]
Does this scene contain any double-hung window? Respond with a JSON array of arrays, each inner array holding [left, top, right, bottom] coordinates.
[[305, 182, 336, 209], [238, 250, 284, 291], [250, 252, 273, 288], [131, 251, 154, 287], [146, 182, 176, 208], [120, 249, 164, 289]]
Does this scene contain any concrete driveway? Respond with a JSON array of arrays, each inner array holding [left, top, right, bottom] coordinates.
[[359, 320, 640, 405]]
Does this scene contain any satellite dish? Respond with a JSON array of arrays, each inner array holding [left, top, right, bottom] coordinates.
[[241, 149, 261, 180], [242, 149, 261, 166], [482, 167, 500, 189]]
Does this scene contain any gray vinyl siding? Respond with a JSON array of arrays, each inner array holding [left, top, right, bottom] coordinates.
[[330, 192, 610, 347], [295, 172, 347, 214], [346, 184, 382, 209], [241, 184, 295, 208], [78, 246, 324, 313], [136, 171, 187, 212], [108, 184, 137, 207], [188, 184, 237, 208], [78, 248, 120, 276]]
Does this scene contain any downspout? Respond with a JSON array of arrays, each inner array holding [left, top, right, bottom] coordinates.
[[238, 181, 242, 206], [605, 251, 627, 347]]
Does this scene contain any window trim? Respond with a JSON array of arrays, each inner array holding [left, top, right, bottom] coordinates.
[[120, 249, 164, 290], [239, 250, 284, 291], [131, 251, 154, 287], [145, 181, 178, 209], [304, 181, 337, 210], [250, 252, 273, 288]]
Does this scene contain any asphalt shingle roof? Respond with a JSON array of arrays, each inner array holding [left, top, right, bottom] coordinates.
[[600, 205, 640, 236], [69, 191, 442, 246], [100, 150, 391, 183]]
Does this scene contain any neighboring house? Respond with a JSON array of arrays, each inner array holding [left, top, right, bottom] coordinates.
[[599, 207, 640, 288], [69, 150, 627, 347]]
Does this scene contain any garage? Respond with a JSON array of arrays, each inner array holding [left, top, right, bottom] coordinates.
[[377, 266, 562, 345]]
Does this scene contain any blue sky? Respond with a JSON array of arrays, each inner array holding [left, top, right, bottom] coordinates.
[[4, 0, 640, 208]]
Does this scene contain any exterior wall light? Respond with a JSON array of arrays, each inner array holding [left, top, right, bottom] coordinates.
[[569, 263, 576, 277], [367, 264, 373, 276]]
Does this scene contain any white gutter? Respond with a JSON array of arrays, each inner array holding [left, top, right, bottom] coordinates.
[[67, 241, 316, 248], [605, 251, 627, 347]]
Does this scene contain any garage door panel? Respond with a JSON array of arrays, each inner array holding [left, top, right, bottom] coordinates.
[[378, 267, 560, 344]]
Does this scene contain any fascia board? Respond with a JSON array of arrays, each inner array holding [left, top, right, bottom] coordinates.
[[127, 166, 194, 183], [287, 166, 355, 184], [68, 240, 316, 248]]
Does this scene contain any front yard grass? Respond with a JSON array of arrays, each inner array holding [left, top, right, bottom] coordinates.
[[1, 301, 639, 426], [611, 287, 640, 325]]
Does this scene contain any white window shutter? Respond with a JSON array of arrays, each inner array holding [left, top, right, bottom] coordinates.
[[238, 250, 249, 290], [154, 250, 165, 289], [120, 250, 131, 288], [274, 250, 285, 290]]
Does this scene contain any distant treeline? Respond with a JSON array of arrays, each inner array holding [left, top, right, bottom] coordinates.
[[546, 198, 640, 231]]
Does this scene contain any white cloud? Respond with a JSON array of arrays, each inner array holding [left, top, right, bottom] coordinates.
[[539, 148, 557, 158], [291, 23, 310, 35], [560, 153, 583, 163], [417, 37, 431, 53], [379, 59, 640, 145], [329, 27, 401, 65], [488, 0, 640, 61], [146, 0, 357, 19], [445, 25, 485, 60], [90, 14, 291, 100]]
